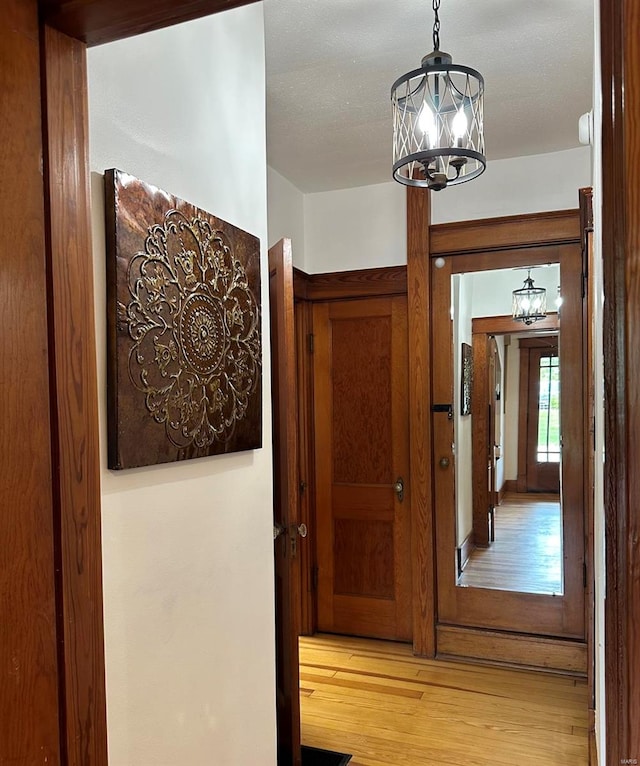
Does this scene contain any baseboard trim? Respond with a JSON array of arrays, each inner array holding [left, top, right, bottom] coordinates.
[[502, 479, 518, 495], [436, 624, 588, 675], [456, 533, 474, 575]]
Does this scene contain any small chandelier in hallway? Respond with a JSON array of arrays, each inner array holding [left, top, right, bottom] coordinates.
[[512, 270, 547, 325], [391, 0, 486, 190]]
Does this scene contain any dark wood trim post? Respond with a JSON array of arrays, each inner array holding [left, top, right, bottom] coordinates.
[[41, 25, 108, 766], [600, 0, 640, 762], [406, 186, 436, 657]]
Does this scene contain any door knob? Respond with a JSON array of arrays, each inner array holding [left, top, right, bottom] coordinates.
[[296, 523, 308, 538], [393, 477, 404, 503], [273, 523, 286, 540], [439, 457, 450, 469]]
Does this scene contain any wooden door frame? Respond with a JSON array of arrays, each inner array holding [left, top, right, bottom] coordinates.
[[430, 238, 586, 644], [21, 0, 640, 762], [600, 0, 640, 761], [517, 336, 561, 493], [269, 239, 302, 766], [408, 207, 584, 656], [33, 2, 261, 764]]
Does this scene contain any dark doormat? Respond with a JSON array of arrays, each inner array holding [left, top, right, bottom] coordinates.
[[301, 745, 352, 765]]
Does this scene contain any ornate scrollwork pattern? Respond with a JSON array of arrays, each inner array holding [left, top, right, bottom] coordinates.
[[122, 209, 261, 449]]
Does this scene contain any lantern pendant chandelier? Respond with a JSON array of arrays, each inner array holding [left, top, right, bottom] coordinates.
[[512, 270, 547, 325], [391, 0, 486, 190]]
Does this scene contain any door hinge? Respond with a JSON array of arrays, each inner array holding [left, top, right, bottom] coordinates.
[[311, 565, 319, 591], [308, 333, 314, 354], [583, 561, 588, 588], [581, 271, 587, 300]]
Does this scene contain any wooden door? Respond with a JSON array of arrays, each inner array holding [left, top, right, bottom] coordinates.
[[487, 337, 499, 538], [525, 342, 561, 493], [472, 335, 499, 546], [313, 297, 412, 641], [269, 239, 301, 766]]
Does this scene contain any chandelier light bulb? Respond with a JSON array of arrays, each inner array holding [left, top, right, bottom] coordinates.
[[418, 102, 437, 147], [452, 109, 468, 141]]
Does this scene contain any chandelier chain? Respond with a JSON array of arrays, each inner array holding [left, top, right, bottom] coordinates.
[[432, 0, 441, 51]]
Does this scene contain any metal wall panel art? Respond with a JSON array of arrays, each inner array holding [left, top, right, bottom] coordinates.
[[105, 169, 262, 469], [461, 342, 473, 417]]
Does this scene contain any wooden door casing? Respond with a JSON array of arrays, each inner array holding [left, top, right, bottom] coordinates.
[[313, 297, 412, 642], [269, 239, 301, 766]]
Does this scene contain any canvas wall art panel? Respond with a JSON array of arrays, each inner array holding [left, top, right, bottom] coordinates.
[[105, 169, 262, 469]]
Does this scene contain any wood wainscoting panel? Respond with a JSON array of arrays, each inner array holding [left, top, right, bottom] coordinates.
[[436, 625, 588, 675]]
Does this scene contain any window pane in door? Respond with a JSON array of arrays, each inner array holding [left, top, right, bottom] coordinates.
[[537, 355, 560, 462]]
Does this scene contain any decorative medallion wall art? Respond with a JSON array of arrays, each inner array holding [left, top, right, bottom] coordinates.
[[105, 169, 262, 469], [461, 342, 473, 417]]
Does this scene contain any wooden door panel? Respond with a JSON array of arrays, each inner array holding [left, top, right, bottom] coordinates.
[[331, 316, 393, 484], [314, 297, 412, 642], [269, 239, 301, 766], [334, 519, 395, 598]]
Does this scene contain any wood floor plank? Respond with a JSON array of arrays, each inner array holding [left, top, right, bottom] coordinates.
[[300, 634, 588, 765]]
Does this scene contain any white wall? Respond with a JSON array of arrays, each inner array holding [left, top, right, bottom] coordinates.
[[452, 275, 473, 546], [430, 147, 592, 225], [470, 266, 561, 319], [301, 147, 591, 274], [267, 166, 306, 269], [88, 8, 276, 766], [304, 181, 406, 273]]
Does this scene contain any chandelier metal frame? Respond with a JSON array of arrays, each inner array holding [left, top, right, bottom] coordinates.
[[512, 270, 548, 326], [391, 0, 486, 190]]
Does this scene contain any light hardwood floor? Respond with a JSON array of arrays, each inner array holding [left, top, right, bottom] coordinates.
[[300, 634, 589, 766], [459, 492, 562, 594]]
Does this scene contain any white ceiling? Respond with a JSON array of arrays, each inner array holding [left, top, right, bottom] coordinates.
[[264, 0, 594, 193]]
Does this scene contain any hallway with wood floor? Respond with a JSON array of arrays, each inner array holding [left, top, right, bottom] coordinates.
[[458, 492, 562, 595], [299, 634, 589, 765]]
